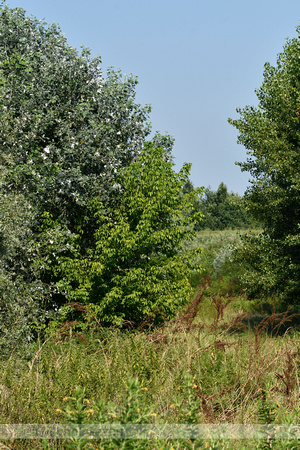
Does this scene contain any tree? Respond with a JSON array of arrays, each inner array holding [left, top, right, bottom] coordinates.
[[228, 27, 300, 303], [0, 4, 202, 333], [0, 191, 43, 355], [58, 143, 203, 326], [186, 181, 255, 230], [0, 152, 77, 353], [0, 3, 153, 312], [0, 3, 151, 235]]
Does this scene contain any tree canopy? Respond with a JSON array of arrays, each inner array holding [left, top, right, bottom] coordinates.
[[59, 143, 203, 326], [182, 181, 255, 230], [0, 3, 203, 348], [198, 182, 255, 230], [229, 27, 300, 304], [0, 4, 151, 227]]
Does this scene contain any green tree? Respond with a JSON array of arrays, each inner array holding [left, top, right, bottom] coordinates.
[[0, 3, 154, 317], [0, 3, 151, 237], [229, 27, 300, 303], [59, 143, 203, 326], [0, 3, 202, 332], [0, 158, 78, 353], [0, 184, 43, 354], [191, 182, 254, 230]]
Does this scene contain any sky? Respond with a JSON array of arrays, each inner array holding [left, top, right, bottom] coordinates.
[[5, 0, 300, 195]]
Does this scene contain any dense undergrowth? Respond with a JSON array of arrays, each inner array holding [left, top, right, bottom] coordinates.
[[2, 229, 300, 449]]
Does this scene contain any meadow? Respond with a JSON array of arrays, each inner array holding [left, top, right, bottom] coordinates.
[[1, 229, 300, 449]]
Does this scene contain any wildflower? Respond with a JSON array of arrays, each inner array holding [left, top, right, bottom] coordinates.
[[69, 411, 73, 414], [84, 399, 90, 404], [193, 384, 198, 389], [143, 387, 148, 391], [63, 397, 68, 401], [112, 414, 117, 419], [170, 404, 174, 408], [177, 387, 180, 390], [88, 409, 94, 414], [152, 413, 157, 417], [56, 409, 61, 413], [137, 408, 140, 412]]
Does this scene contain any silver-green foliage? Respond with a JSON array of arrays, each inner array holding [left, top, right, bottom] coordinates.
[[0, 2, 154, 346], [0, 3, 203, 334], [0, 2, 151, 226], [0, 191, 43, 354]]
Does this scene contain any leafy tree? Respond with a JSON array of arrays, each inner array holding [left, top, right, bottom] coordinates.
[[0, 3, 152, 314], [202, 183, 256, 230], [229, 27, 300, 303], [0, 159, 77, 353], [58, 143, 203, 326], [0, 187, 42, 355], [0, 2, 151, 240], [183, 181, 255, 230], [0, 3, 203, 333]]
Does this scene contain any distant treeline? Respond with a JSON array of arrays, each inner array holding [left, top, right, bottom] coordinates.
[[183, 181, 257, 230]]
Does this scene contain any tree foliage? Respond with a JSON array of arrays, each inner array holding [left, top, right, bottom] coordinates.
[[183, 181, 255, 230], [229, 28, 300, 303], [198, 182, 255, 230], [0, 2, 151, 305], [0, 3, 151, 233], [0, 3, 203, 343], [0, 189, 43, 354], [59, 143, 203, 326]]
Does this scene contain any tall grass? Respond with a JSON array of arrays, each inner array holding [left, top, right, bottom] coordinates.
[[1, 288, 300, 448], [1, 228, 300, 449]]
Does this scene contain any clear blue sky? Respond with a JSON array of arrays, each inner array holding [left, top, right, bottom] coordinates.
[[6, 0, 300, 194]]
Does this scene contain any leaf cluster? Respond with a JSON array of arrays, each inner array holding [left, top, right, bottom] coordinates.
[[0, 4, 203, 345], [59, 144, 203, 326], [229, 28, 300, 304]]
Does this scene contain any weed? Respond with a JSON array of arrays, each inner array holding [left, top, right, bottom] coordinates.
[[1, 229, 300, 449]]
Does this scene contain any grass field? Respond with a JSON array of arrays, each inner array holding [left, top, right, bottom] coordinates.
[[1, 229, 300, 449]]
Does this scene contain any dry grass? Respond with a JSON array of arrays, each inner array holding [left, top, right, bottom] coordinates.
[[1, 228, 300, 448], [1, 290, 300, 448]]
